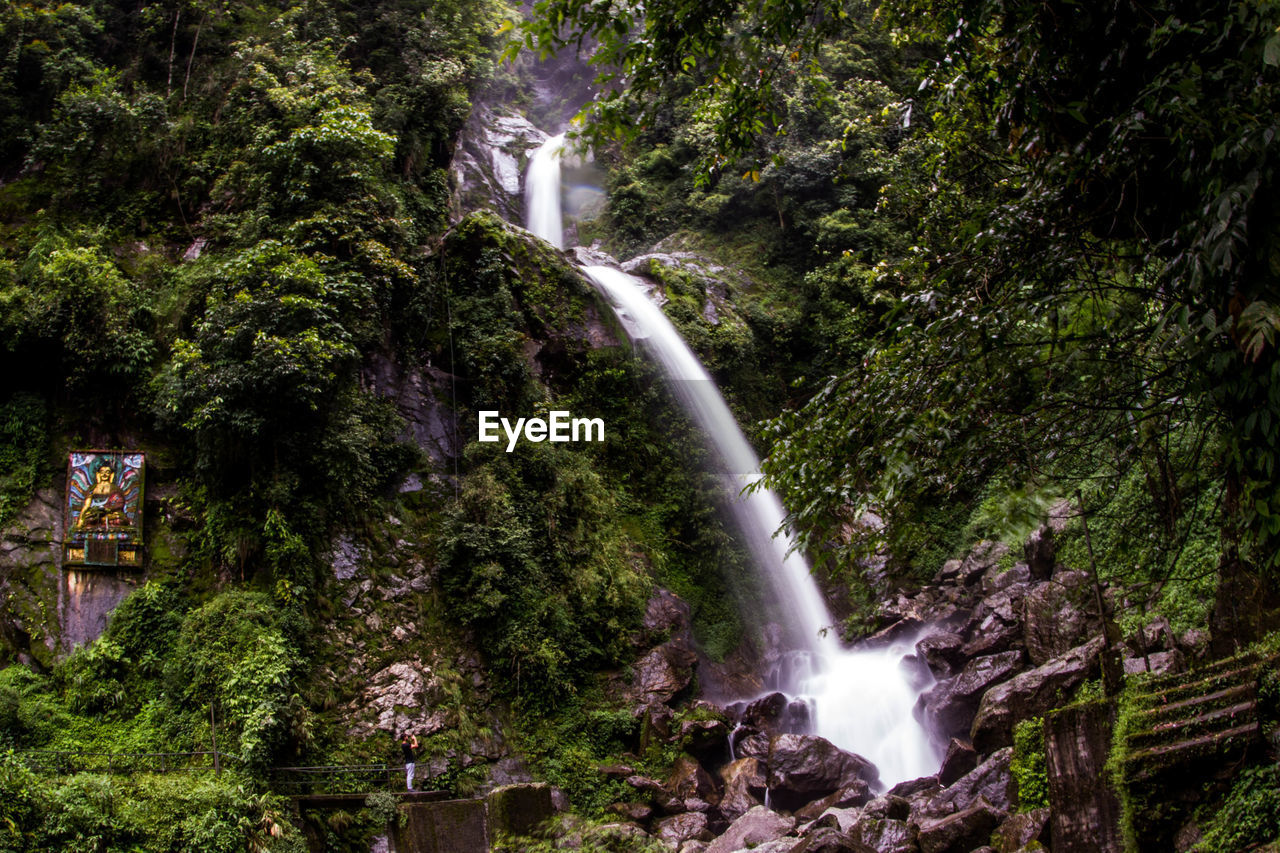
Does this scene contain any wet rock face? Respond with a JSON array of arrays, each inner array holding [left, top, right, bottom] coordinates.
[[1022, 570, 1096, 665], [633, 640, 699, 703], [704, 806, 795, 853], [919, 747, 1015, 820], [449, 105, 547, 223], [916, 632, 967, 678], [916, 802, 1005, 853], [848, 817, 916, 853], [766, 734, 879, 812], [728, 691, 814, 736], [718, 757, 768, 821], [918, 650, 1024, 740], [993, 807, 1049, 852], [655, 811, 713, 847], [2, 488, 66, 665], [937, 738, 978, 786], [970, 636, 1105, 752]]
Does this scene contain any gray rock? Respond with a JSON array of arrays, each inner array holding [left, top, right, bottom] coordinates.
[[789, 826, 874, 852], [608, 802, 653, 822], [794, 781, 874, 821], [705, 806, 796, 853], [1122, 648, 1186, 676], [993, 807, 1048, 853], [916, 801, 1005, 853], [918, 651, 1024, 740], [938, 739, 978, 786], [633, 640, 698, 703], [920, 748, 1014, 819], [1021, 571, 1096, 666], [983, 562, 1031, 595], [656, 812, 713, 846], [862, 795, 911, 821], [847, 817, 916, 853], [645, 588, 694, 637], [625, 775, 683, 814], [681, 718, 731, 761], [718, 757, 767, 821], [767, 734, 879, 811], [916, 632, 967, 677], [668, 754, 719, 802], [1023, 524, 1057, 581], [970, 636, 1105, 752]]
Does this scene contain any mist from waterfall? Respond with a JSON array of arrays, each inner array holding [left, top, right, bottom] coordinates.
[[523, 133, 939, 786]]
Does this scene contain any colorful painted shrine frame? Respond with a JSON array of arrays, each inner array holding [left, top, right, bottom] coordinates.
[[64, 450, 145, 567]]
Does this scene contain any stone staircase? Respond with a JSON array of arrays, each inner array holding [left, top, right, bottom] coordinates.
[[1121, 650, 1275, 782], [1116, 649, 1278, 850]]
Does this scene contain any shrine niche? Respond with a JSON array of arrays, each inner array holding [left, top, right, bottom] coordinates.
[[64, 450, 145, 567]]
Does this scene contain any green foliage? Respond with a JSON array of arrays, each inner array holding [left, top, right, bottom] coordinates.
[[1194, 765, 1280, 853], [0, 759, 306, 853], [0, 393, 46, 526], [165, 591, 304, 768], [1010, 717, 1049, 812], [440, 443, 650, 710], [1, 232, 157, 394], [495, 814, 669, 853]]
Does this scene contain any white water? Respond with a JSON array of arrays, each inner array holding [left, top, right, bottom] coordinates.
[[524, 133, 939, 786], [525, 134, 565, 249]]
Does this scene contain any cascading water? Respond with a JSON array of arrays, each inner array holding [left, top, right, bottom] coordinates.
[[525, 134, 566, 250], [523, 134, 939, 786]]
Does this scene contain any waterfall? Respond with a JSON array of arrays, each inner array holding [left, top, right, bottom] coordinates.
[[523, 133, 939, 786], [525, 134, 565, 249]]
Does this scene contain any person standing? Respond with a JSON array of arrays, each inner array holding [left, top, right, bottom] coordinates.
[[400, 732, 419, 791]]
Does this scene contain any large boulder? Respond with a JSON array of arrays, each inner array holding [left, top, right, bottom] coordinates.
[[1023, 524, 1057, 581], [960, 587, 1029, 658], [655, 812, 713, 847], [791, 826, 876, 852], [937, 739, 978, 786], [731, 692, 814, 735], [705, 806, 796, 853], [637, 702, 675, 753], [918, 651, 1024, 740], [920, 748, 1014, 820], [625, 775, 683, 814], [936, 541, 1009, 587], [634, 640, 699, 703], [767, 734, 880, 811], [731, 726, 772, 761], [1021, 571, 1096, 666], [847, 817, 916, 853], [1122, 648, 1186, 676], [668, 754, 719, 802], [718, 757, 768, 821], [794, 782, 874, 821], [916, 632, 967, 678], [681, 717, 731, 762], [916, 802, 1005, 853], [970, 636, 1105, 752], [993, 807, 1049, 853]]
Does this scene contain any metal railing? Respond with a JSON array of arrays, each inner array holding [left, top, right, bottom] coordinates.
[[15, 750, 240, 775], [268, 764, 409, 795], [14, 751, 432, 797]]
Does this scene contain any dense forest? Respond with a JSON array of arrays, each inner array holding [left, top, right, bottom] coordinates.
[[0, 0, 1278, 850]]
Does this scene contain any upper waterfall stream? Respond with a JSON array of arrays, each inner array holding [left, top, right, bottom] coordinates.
[[523, 134, 939, 786]]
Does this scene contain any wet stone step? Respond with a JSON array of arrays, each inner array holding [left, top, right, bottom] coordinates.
[[1133, 651, 1260, 691], [1124, 721, 1261, 782], [1129, 664, 1259, 706], [1133, 683, 1255, 726], [1128, 699, 1258, 749]]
